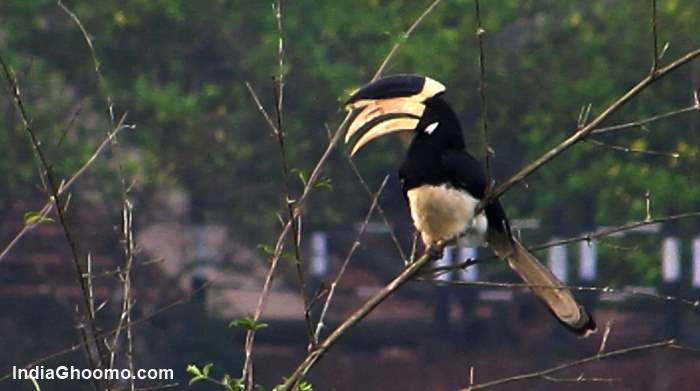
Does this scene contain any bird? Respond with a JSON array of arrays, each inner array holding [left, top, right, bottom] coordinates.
[[344, 74, 596, 336]]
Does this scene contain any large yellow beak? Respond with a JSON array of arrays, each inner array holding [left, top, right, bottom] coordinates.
[[343, 75, 445, 156], [345, 98, 423, 156]]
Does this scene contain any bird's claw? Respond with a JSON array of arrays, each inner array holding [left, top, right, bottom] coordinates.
[[427, 242, 446, 260]]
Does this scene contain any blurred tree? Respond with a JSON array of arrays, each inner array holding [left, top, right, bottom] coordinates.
[[0, 0, 698, 285]]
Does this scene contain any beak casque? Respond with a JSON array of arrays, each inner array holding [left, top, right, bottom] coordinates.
[[343, 74, 445, 156]]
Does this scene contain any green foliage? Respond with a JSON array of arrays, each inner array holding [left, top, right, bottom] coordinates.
[[273, 380, 313, 391], [228, 316, 268, 331], [1, 1, 699, 287], [187, 363, 247, 390], [22, 211, 53, 226], [186, 363, 213, 385]]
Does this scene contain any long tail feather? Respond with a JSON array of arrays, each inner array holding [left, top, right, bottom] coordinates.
[[492, 236, 596, 336]]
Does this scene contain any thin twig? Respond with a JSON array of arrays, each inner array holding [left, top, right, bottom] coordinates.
[[430, 211, 700, 275], [58, 0, 115, 125], [585, 138, 680, 158], [0, 52, 108, 383], [61, 7, 141, 387], [83, 258, 165, 280], [279, 248, 440, 391], [650, 0, 659, 74], [473, 0, 493, 186], [244, 74, 317, 380], [420, 278, 700, 309], [345, 154, 407, 263], [476, 47, 700, 215], [373, 0, 442, 79], [539, 374, 619, 383], [109, 198, 136, 391], [313, 176, 389, 341], [241, 0, 443, 384], [598, 320, 614, 355], [460, 340, 675, 390], [0, 114, 128, 263], [0, 282, 212, 382], [590, 100, 700, 135]]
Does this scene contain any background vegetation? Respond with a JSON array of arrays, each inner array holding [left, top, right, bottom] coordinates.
[[3, 1, 699, 290], [2, 2, 700, 389]]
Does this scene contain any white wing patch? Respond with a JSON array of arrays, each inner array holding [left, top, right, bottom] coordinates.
[[425, 122, 439, 135]]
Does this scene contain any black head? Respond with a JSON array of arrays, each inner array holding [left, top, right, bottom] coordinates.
[[344, 74, 449, 155], [345, 74, 429, 106], [411, 96, 465, 151]]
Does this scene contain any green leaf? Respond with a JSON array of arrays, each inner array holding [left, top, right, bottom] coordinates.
[[280, 251, 296, 261], [221, 374, 234, 391], [23, 211, 53, 226], [188, 375, 205, 386], [186, 364, 202, 378], [229, 316, 268, 331], [290, 168, 307, 186], [257, 244, 275, 256], [297, 381, 313, 391], [202, 363, 213, 377], [314, 178, 332, 190], [274, 379, 312, 391], [229, 376, 245, 391]]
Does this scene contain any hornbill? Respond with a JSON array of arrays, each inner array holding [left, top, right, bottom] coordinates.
[[344, 74, 596, 336]]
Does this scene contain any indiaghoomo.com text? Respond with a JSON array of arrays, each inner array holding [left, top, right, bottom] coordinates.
[[13, 366, 174, 381]]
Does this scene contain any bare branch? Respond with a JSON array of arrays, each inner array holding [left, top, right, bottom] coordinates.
[[244, 82, 280, 135], [591, 101, 700, 135], [279, 247, 440, 391], [0, 282, 212, 382], [473, 0, 494, 185], [540, 374, 620, 383], [58, 0, 115, 125], [345, 154, 408, 263], [429, 211, 700, 275], [420, 278, 700, 310], [476, 47, 700, 215], [0, 114, 128, 263], [585, 138, 680, 158], [313, 176, 389, 341], [0, 52, 108, 379], [373, 0, 442, 79], [82, 258, 165, 280], [598, 320, 614, 355], [241, 0, 444, 384], [650, 0, 659, 74], [109, 198, 136, 391], [459, 340, 676, 390]]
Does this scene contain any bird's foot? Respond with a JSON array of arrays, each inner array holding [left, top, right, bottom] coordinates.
[[426, 241, 446, 260]]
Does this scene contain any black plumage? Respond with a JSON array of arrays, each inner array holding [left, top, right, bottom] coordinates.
[[345, 74, 596, 336], [399, 96, 510, 236]]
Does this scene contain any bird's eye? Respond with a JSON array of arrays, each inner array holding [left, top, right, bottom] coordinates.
[[425, 122, 439, 135]]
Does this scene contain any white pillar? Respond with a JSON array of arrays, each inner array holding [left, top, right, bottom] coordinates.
[[434, 246, 454, 282], [193, 226, 214, 260], [310, 232, 328, 277], [458, 247, 478, 282], [578, 240, 597, 282], [548, 239, 568, 283], [693, 237, 700, 288], [662, 237, 681, 283]]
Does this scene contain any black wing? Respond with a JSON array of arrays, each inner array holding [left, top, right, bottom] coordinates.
[[441, 150, 510, 235], [441, 149, 487, 198]]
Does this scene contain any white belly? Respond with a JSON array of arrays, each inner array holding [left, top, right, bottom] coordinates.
[[407, 184, 487, 247]]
